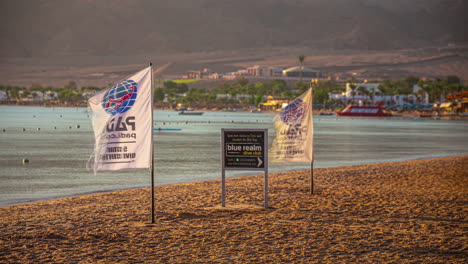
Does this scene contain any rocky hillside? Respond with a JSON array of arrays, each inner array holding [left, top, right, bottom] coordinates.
[[0, 0, 466, 58]]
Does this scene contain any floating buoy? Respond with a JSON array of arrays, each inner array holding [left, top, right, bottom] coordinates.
[[22, 158, 29, 164]]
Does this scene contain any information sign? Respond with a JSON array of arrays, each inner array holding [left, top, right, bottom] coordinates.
[[221, 129, 268, 208], [222, 129, 266, 170]]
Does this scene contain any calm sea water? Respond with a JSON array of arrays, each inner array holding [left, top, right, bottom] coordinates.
[[1, 106, 467, 206]]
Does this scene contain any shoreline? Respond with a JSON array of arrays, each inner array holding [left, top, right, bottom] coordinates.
[[1, 155, 467, 263], [2, 153, 466, 208], [2, 103, 467, 119]]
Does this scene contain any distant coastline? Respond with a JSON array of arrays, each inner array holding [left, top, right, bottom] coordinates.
[[2, 103, 467, 120]]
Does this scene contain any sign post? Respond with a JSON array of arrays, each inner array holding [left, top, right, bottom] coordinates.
[[221, 129, 268, 208]]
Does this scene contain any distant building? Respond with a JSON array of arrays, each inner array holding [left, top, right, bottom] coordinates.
[[187, 71, 202, 79], [445, 90, 468, 114], [187, 68, 213, 79], [0, 90, 7, 101], [233, 69, 249, 77], [329, 82, 429, 106], [19, 91, 44, 103], [246, 66, 261, 76], [246, 65, 283, 77], [259, 96, 289, 111], [282, 67, 322, 78], [206, 72, 222, 79], [44, 91, 58, 101], [82, 89, 99, 100], [221, 74, 237, 80]]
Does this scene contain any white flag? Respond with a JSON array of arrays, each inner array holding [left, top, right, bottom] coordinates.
[[87, 66, 152, 173], [270, 88, 313, 162]]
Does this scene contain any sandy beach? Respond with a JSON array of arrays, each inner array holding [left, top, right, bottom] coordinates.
[[1, 155, 467, 263]]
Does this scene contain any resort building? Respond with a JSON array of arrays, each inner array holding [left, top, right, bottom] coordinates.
[[81, 89, 99, 100], [186, 68, 213, 79], [185, 65, 315, 80], [44, 91, 58, 101], [19, 91, 44, 103], [443, 90, 468, 115], [0, 90, 7, 101], [246, 66, 283, 77], [329, 82, 429, 106], [282, 67, 322, 78], [259, 96, 289, 111]]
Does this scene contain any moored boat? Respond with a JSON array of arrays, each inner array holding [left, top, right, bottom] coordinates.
[[336, 102, 391, 117], [179, 110, 204, 115], [418, 113, 432, 118]]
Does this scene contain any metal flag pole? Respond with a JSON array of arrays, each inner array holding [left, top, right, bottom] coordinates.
[[150, 62, 155, 223], [309, 84, 314, 195], [310, 160, 314, 195]]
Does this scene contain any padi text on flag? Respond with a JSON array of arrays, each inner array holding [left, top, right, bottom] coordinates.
[[270, 88, 313, 162], [87, 67, 152, 173]]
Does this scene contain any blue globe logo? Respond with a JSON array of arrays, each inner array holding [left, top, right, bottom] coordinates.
[[102, 80, 138, 116], [280, 98, 305, 126]]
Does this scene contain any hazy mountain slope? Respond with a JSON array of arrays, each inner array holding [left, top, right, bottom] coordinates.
[[0, 0, 466, 58]]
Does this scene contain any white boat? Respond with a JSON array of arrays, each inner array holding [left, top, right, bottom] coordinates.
[[179, 110, 204, 115]]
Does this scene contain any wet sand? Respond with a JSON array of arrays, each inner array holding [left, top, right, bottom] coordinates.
[[1, 155, 467, 263]]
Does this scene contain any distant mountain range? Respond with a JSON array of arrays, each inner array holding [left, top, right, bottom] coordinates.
[[1, 0, 466, 58]]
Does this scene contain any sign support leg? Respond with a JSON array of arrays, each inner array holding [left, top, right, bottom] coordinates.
[[264, 170, 268, 208], [221, 169, 226, 207], [151, 167, 155, 223]]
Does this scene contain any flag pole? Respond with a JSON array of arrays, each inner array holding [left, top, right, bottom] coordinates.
[[150, 62, 155, 223], [310, 83, 314, 195]]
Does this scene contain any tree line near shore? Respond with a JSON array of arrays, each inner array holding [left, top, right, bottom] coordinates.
[[155, 75, 467, 109], [1, 75, 466, 108]]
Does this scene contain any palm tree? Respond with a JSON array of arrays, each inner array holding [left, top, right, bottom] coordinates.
[[429, 80, 443, 103], [369, 87, 376, 104], [348, 82, 357, 105], [357, 86, 367, 105], [416, 88, 425, 105], [298, 55, 305, 82], [377, 85, 387, 105]]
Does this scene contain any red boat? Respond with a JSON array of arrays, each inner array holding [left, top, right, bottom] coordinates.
[[337, 102, 391, 117]]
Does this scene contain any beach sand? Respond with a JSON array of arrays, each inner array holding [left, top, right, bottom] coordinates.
[[1, 155, 467, 263]]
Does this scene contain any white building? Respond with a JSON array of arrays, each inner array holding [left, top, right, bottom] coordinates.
[[19, 91, 44, 102], [44, 91, 58, 100], [246, 66, 283, 77], [0, 90, 7, 101], [329, 83, 429, 106], [282, 67, 322, 78]]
